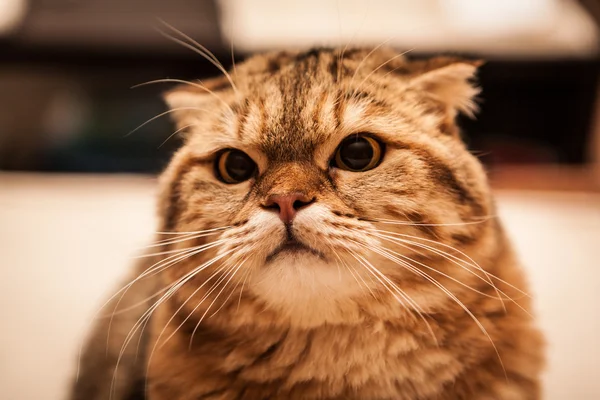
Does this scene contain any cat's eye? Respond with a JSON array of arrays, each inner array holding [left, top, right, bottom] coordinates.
[[216, 149, 257, 184], [332, 135, 383, 172]]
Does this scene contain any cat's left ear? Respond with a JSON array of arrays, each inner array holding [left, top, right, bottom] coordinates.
[[407, 57, 484, 119]]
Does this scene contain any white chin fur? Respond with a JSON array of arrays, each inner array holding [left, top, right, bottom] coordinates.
[[250, 252, 367, 327]]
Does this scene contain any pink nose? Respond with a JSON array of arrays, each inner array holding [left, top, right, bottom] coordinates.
[[262, 193, 315, 223]]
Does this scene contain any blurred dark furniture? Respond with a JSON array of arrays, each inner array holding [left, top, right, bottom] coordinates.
[[0, 0, 599, 173]]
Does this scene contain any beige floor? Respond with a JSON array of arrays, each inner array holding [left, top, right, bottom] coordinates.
[[0, 173, 598, 400]]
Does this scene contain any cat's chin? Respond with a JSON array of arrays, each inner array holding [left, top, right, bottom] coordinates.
[[250, 253, 368, 327]]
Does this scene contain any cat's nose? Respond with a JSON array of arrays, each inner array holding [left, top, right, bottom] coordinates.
[[262, 193, 315, 224]]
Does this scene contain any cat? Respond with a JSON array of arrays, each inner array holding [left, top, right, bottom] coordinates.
[[71, 46, 545, 400]]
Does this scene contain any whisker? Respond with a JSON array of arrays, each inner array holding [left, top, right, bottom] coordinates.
[[346, 246, 437, 344], [323, 235, 376, 298], [132, 79, 233, 115], [105, 242, 224, 354], [158, 123, 195, 148], [367, 233, 509, 301], [156, 20, 240, 96], [236, 258, 253, 313], [187, 261, 244, 350], [207, 258, 248, 319], [152, 256, 243, 352], [113, 249, 236, 396], [76, 239, 220, 384], [154, 226, 232, 236], [362, 63, 411, 93], [143, 260, 236, 386], [153, 233, 205, 244], [123, 240, 231, 289], [158, 20, 220, 65], [345, 36, 395, 93], [364, 243, 506, 378], [372, 233, 532, 316], [370, 215, 496, 227], [371, 230, 506, 307], [342, 250, 378, 300], [100, 287, 169, 318], [107, 247, 207, 312], [133, 235, 230, 258], [227, 12, 238, 81], [152, 259, 236, 352], [351, 48, 414, 98], [105, 238, 235, 356], [372, 230, 529, 298], [337, 1, 371, 82], [125, 106, 212, 137]]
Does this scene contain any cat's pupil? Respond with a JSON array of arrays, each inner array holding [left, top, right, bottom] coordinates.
[[340, 138, 374, 170], [226, 151, 255, 181]]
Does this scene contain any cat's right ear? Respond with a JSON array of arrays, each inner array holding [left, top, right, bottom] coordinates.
[[162, 76, 232, 128]]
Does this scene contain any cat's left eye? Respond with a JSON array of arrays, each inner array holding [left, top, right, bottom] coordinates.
[[331, 134, 383, 172], [215, 149, 257, 184]]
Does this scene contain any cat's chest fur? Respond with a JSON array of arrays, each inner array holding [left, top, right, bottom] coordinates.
[[148, 310, 467, 400]]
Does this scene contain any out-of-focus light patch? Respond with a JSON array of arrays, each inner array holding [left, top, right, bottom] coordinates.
[[441, 0, 559, 38], [219, 0, 599, 57], [0, 0, 27, 35], [42, 87, 91, 148]]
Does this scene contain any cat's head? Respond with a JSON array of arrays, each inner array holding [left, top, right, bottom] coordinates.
[[157, 47, 493, 326]]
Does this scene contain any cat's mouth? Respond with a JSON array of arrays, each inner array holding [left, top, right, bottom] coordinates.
[[266, 238, 325, 262]]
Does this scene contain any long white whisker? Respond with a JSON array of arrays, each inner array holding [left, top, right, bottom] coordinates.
[[156, 20, 240, 96], [365, 243, 506, 378], [132, 79, 233, 114], [105, 240, 229, 355], [373, 233, 532, 316], [125, 107, 212, 137], [346, 37, 395, 91], [154, 226, 232, 236], [337, 0, 371, 82], [110, 240, 231, 308], [346, 246, 437, 344], [101, 241, 235, 320], [135, 236, 230, 257], [187, 261, 243, 347], [158, 123, 195, 148], [352, 49, 414, 97], [323, 235, 376, 297], [237, 264, 253, 313], [372, 229, 529, 298], [153, 256, 243, 351], [371, 215, 496, 227], [340, 249, 377, 299], [109, 243, 231, 346], [209, 257, 249, 319], [151, 259, 236, 352], [368, 233, 508, 301], [372, 229, 506, 310], [112, 249, 235, 397]]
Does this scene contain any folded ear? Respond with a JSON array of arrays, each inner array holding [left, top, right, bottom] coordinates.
[[162, 75, 232, 129], [407, 57, 484, 119]]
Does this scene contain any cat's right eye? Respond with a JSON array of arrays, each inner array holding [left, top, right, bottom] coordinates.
[[215, 149, 257, 184]]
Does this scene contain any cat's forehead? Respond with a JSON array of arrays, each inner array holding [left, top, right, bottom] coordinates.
[[242, 78, 337, 161], [231, 80, 377, 163], [227, 51, 394, 161]]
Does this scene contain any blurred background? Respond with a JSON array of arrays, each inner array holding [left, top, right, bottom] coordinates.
[[0, 0, 599, 399]]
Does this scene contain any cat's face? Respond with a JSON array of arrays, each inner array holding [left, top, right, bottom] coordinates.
[[158, 48, 493, 324]]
